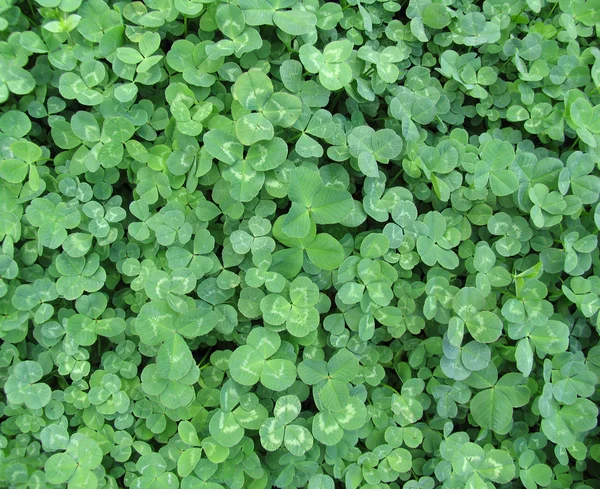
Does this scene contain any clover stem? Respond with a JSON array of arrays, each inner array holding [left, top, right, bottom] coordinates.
[[546, 1, 559, 20], [184, 15, 188, 37], [286, 132, 303, 143], [499, 57, 513, 71], [381, 383, 400, 395], [328, 89, 345, 113], [21, 11, 36, 26], [387, 167, 403, 186], [569, 136, 580, 151], [512, 5, 527, 22], [363, 66, 375, 77], [26, 0, 37, 22], [57, 375, 69, 390], [284, 41, 298, 54], [197, 346, 213, 368]]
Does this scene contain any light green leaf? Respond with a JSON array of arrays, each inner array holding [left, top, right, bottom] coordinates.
[[306, 233, 345, 270], [470, 388, 513, 433], [235, 113, 274, 146], [273, 10, 317, 35]]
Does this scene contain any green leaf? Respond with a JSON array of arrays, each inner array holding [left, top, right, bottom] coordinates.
[[246, 137, 288, 171], [235, 113, 274, 146], [310, 187, 354, 224], [286, 304, 319, 337], [478, 449, 515, 483], [289, 167, 322, 206], [259, 417, 284, 451], [282, 203, 311, 239], [530, 320, 569, 354], [318, 378, 349, 411], [312, 412, 344, 446], [573, 0, 600, 26], [156, 334, 195, 380], [306, 233, 345, 270], [470, 388, 513, 433], [422, 4, 451, 29], [233, 70, 274, 110], [209, 410, 244, 447], [204, 129, 244, 164], [273, 10, 317, 36], [284, 424, 313, 456], [466, 311, 503, 343], [274, 395, 301, 424], [45, 453, 77, 484], [387, 448, 412, 473], [0, 110, 31, 138], [217, 5, 246, 38], [490, 170, 519, 196], [261, 358, 296, 391], [263, 92, 303, 127], [222, 160, 265, 202], [229, 345, 264, 385]]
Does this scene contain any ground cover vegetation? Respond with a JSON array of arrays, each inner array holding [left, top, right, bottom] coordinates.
[[1, 0, 600, 488]]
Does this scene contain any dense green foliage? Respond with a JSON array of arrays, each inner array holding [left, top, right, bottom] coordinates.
[[1, 0, 600, 488]]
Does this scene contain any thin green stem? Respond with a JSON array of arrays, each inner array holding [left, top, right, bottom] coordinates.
[[546, 1, 559, 20], [387, 167, 403, 186], [26, 0, 37, 22], [512, 5, 527, 22], [20, 11, 36, 25], [341, 0, 354, 11], [499, 57, 513, 72], [286, 132, 302, 144], [184, 15, 188, 37], [328, 88, 345, 113], [381, 383, 400, 395], [196, 346, 213, 368], [284, 41, 298, 54], [569, 136, 580, 151]]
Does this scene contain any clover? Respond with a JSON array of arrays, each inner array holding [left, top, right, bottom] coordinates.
[[259, 395, 313, 456], [44, 434, 103, 488], [299, 40, 354, 91], [228, 327, 296, 391], [279, 166, 353, 239], [5, 360, 52, 410], [260, 276, 321, 337]]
